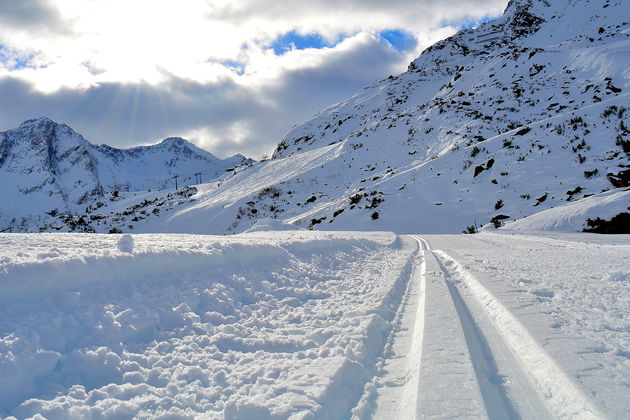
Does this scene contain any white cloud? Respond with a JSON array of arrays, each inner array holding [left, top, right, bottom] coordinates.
[[0, 0, 508, 157]]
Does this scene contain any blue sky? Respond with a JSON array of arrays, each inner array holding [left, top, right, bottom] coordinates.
[[270, 29, 417, 56], [0, 0, 507, 158], [271, 31, 340, 55], [0, 44, 36, 70]]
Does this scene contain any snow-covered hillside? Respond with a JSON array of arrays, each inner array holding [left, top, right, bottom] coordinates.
[[2, 0, 629, 234], [32, 0, 626, 235], [1, 231, 628, 418], [0, 118, 251, 232]]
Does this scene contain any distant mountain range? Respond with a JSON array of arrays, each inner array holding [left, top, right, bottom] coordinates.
[[2, 0, 629, 234], [0, 117, 252, 232]]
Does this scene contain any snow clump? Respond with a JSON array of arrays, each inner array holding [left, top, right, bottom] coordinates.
[[116, 234, 134, 253]]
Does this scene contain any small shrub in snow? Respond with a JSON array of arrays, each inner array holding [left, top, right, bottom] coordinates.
[[566, 186, 583, 200], [602, 105, 618, 118], [616, 135, 630, 154], [463, 225, 477, 234], [607, 170, 630, 188], [490, 214, 510, 228], [584, 169, 599, 179], [533, 193, 548, 206], [583, 213, 630, 234], [349, 194, 362, 204], [515, 126, 531, 136], [308, 217, 326, 229], [495, 199, 504, 210]]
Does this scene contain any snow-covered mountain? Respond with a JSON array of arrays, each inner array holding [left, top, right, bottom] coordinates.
[[261, 0, 629, 233], [101, 0, 626, 235], [4, 0, 630, 234], [0, 117, 252, 232]]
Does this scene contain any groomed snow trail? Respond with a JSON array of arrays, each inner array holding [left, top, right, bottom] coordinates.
[[431, 249, 601, 419], [352, 235, 426, 419], [364, 235, 605, 419]]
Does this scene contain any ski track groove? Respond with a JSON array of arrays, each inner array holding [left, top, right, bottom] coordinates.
[[425, 241, 603, 419], [352, 235, 425, 419], [411, 235, 488, 418], [433, 251, 518, 419]]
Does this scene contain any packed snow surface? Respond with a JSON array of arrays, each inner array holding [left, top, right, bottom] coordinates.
[[1, 231, 628, 418]]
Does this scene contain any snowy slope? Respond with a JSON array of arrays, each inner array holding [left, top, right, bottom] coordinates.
[[0, 118, 251, 232], [501, 186, 630, 231], [0, 231, 628, 418], [46, 0, 630, 235]]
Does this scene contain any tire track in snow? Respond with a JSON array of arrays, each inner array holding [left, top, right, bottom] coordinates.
[[429, 245, 603, 419]]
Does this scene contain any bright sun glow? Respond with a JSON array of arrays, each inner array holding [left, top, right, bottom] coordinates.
[[0, 0, 506, 156], [0, 0, 505, 92]]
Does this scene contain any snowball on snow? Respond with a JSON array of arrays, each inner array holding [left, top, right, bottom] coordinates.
[[116, 234, 134, 253]]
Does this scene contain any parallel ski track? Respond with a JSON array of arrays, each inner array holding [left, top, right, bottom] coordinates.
[[412, 235, 602, 419], [356, 235, 602, 419], [353, 235, 426, 419]]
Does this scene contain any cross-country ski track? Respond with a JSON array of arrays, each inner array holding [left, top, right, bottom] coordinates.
[[359, 234, 614, 419]]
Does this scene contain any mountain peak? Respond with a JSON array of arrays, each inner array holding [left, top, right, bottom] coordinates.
[[16, 117, 77, 140], [156, 137, 202, 152], [19, 117, 58, 129], [160, 136, 188, 146]]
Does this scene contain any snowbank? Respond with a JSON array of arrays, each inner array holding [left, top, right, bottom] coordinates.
[[500, 188, 630, 232], [0, 231, 414, 419]]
